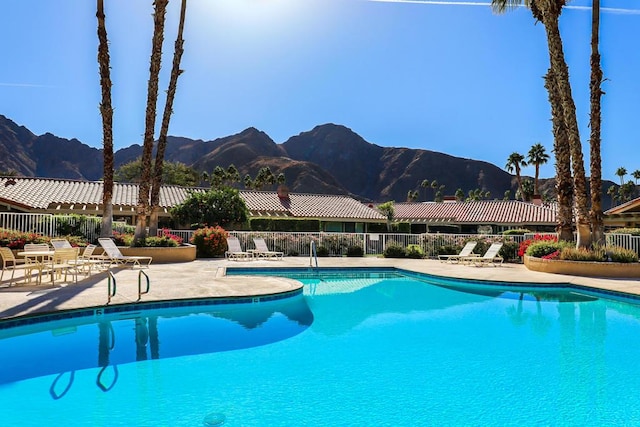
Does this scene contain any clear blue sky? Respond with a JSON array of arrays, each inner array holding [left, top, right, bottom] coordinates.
[[1, 0, 639, 182]]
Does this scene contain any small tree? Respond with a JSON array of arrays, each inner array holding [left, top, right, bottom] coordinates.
[[170, 187, 248, 228], [377, 201, 395, 232]]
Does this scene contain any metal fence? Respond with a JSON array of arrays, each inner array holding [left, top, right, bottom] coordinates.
[[0, 212, 128, 243], [2, 212, 639, 257]]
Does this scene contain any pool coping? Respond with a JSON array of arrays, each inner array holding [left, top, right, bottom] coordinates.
[[2, 257, 640, 325]]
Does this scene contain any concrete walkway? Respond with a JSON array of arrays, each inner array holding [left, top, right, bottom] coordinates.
[[1, 256, 640, 320]]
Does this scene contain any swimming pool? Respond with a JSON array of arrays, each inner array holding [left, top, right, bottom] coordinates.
[[2, 268, 640, 426]]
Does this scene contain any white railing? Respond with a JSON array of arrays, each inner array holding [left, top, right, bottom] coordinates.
[[2, 211, 639, 257], [0, 212, 128, 243]]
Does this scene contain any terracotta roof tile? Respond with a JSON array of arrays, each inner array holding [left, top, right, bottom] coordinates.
[[0, 177, 386, 221], [391, 200, 557, 225]]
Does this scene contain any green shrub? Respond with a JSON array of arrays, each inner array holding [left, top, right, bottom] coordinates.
[[499, 241, 520, 262], [190, 226, 228, 258], [406, 244, 424, 259], [316, 246, 329, 257], [346, 245, 364, 257], [287, 249, 300, 257], [384, 243, 406, 258], [137, 236, 179, 247], [526, 240, 571, 258], [608, 246, 639, 263], [112, 231, 134, 246], [502, 229, 530, 236], [610, 228, 640, 236], [559, 246, 606, 262], [437, 245, 458, 256]]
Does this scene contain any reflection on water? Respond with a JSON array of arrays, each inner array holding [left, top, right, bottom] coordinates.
[[0, 294, 313, 388]]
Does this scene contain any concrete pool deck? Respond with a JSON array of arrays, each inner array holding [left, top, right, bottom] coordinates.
[[1, 256, 640, 320]]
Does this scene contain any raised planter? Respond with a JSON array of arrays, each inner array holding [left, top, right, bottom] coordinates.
[[117, 244, 196, 264], [524, 254, 640, 278]]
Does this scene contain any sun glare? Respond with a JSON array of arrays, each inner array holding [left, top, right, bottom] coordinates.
[[192, 0, 299, 35]]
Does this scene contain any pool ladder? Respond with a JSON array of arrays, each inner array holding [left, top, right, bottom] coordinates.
[[309, 241, 318, 268], [107, 269, 150, 303]]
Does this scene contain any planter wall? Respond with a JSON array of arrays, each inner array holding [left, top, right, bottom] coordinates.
[[118, 244, 196, 264], [524, 255, 640, 278]]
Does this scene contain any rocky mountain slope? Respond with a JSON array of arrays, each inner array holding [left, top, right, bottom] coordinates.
[[0, 114, 616, 204]]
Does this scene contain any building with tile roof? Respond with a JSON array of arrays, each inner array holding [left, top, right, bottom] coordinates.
[[386, 200, 558, 234], [0, 177, 386, 232], [604, 197, 640, 229]]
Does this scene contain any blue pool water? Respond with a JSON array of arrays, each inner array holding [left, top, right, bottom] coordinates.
[[2, 268, 640, 426]]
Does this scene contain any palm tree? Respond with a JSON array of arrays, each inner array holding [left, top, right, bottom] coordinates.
[[527, 143, 549, 195], [606, 185, 617, 208], [503, 190, 511, 201], [589, 0, 605, 245], [616, 167, 627, 187], [505, 152, 527, 201], [135, 0, 169, 242], [96, 0, 114, 238], [430, 180, 438, 201], [149, 0, 188, 238], [421, 179, 430, 201], [493, 0, 590, 247], [545, 68, 574, 241], [455, 188, 465, 202], [632, 170, 640, 198]]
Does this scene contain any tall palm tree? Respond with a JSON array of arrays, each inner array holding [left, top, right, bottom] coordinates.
[[96, 0, 114, 238], [493, 0, 590, 247], [589, 0, 605, 245], [615, 167, 627, 187], [505, 152, 527, 201], [149, 0, 188, 238], [421, 179, 430, 201], [632, 170, 640, 185], [135, 0, 169, 242], [527, 143, 549, 195], [545, 68, 574, 241]]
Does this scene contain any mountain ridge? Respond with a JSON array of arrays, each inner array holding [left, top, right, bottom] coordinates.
[[0, 114, 615, 205]]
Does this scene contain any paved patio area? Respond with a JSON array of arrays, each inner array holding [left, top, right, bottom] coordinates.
[[1, 256, 640, 320]]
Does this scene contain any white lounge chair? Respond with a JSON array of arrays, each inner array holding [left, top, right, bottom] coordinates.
[[462, 242, 504, 267], [438, 241, 478, 263], [225, 237, 252, 261], [50, 238, 73, 249], [252, 238, 283, 260], [98, 238, 152, 268]]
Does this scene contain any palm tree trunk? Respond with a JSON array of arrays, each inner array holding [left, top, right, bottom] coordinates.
[[515, 168, 524, 202], [589, 0, 604, 246], [96, 0, 115, 238], [544, 69, 573, 242], [542, 8, 590, 248], [135, 0, 169, 243], [534, 165, 540, 196], [149, 0, 187, 237]]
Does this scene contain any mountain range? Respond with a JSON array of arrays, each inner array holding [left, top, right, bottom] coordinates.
[[0, 114, 615, 205]]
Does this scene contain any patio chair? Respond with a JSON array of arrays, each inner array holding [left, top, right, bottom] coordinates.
[[462, 242, 504, 267], [48, 247, 80, 284], [98, 238, 152, 268], [438, 241, 478, 263], [70, 244, 107, 275], [252, 238, 284, 260], [225, 237, 252, 261], [50, 238, 73, 249], [0, 247, 29, 286]]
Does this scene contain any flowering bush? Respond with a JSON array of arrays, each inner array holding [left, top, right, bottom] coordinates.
[[541, 250, 560, 260], [190, 226, 228, 258], [0, 229, 49, 249], [518, 234, 558, 257], [112, 231, 134, 246], [160, 228, 183, 245]]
